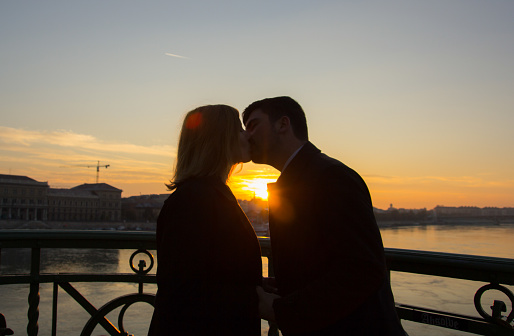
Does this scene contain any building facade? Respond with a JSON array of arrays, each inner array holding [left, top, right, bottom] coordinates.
[[0, 174, 49, 221], [0, 174, 122, 222], [434, 205, 514, 219], [121, 194, 169, 222]]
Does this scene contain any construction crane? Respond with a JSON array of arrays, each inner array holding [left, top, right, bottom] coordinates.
[[88, 161, 110, 184], [60, 161, 110, 184]]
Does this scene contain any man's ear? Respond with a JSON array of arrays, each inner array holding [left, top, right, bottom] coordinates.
[[274, 116, 291, 134]]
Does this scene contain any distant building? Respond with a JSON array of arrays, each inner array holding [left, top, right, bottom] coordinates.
[[47, 183, 122, 221], [433, 205, 514, 219], [0, 174, 49, 221], [239, 197, 268, 215], [373, 204, 430, 222], [121, 194, 169, 222], [434, 206, 481, 217], [239, 197, 269, 236], [0, 174, 122, 222]]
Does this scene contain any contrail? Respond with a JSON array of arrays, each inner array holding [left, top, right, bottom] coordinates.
[[165, 52, 188, 59]]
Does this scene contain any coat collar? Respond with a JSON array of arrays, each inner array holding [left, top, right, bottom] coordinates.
[[275, 141, 321, 187]]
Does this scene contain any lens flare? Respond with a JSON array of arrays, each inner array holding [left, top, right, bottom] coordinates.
[[185, 112, 202, 129]]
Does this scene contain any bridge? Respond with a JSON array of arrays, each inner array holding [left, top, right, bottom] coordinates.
[[0, 230, 513, 335]]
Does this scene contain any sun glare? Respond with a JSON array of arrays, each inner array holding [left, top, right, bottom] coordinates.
[[228, 165, 280, 201], [241, 178, 277, 201]]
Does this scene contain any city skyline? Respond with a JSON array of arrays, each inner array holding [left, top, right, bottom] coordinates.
[[3, 171, 514, 213], [1, 1, 513, 209]]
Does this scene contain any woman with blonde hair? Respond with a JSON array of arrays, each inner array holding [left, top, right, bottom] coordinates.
[[148, 105, 262, 336]]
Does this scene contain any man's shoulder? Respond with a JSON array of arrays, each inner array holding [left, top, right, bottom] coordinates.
[[304, 147, 367, 188], [283, 142, 365, 187], [303, 145, 354, 175]]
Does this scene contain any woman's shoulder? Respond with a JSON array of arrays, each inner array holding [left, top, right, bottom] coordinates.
[[158, 177, 219, 223], [165, 176, 223, 204]]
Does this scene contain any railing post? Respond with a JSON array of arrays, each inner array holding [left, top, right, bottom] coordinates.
[[52, 282, 58, 336], [266, 255, 279, 336], [28, 247, 41, 336]]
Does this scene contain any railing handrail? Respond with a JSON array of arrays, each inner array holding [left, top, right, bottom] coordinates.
[[1, 230, 514, 285], [385, 247, 514, 285], [0, 229, 156, 249]]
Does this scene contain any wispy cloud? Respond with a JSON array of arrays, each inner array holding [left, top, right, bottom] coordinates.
[[165, 52, 188, 59], [0, 127, 176, 193], [0, 126, 174, 157]]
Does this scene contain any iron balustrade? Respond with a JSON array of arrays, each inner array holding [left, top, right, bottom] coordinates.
[[0, 230, 513, 335]]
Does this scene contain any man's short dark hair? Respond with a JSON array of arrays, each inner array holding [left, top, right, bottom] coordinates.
[[242, 96, 309, 141]]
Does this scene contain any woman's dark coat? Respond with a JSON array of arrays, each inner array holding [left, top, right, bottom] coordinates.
[[148, 176, 262, 336]]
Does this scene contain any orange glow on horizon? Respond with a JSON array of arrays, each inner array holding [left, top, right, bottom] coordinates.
[[240, 177, 277, 201], [227, 167, 514, 210], [229, 165, 279, 201]]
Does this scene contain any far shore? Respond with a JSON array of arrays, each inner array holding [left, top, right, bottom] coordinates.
[[0, 220, 156, 231], [1, 218, 513, 231], [377, 218, 514, 228]]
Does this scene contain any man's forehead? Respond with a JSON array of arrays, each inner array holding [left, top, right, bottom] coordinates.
[[245, 109, 267, 125]]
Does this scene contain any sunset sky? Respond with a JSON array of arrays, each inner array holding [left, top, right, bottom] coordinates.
[[1, 1, 513, 209]]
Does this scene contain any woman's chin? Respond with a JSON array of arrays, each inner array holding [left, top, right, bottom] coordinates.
[[235, 152, 252, 164]]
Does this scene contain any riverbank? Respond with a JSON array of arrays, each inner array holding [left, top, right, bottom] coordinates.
[[0, 220, 156, 231], [1, 218, 512, 231], [378, 218, 514, 228]]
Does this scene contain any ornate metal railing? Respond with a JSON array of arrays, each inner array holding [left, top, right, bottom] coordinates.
[[0, 230, 157, 336], [0, 230, 513, 335], [386, 248, 514, 335]]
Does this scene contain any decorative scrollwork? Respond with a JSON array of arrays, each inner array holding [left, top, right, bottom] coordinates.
[[129, 249, 154, 275], [0, 313, 14, 336], [474, 283, 514, 327], [80, 293, 155, 336]]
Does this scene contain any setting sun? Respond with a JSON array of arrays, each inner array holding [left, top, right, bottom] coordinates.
[[228, 164, 280, 201], [241, 178, 277, 200]]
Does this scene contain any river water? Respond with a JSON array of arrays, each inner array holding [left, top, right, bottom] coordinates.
[[1, 223, 513, 336]]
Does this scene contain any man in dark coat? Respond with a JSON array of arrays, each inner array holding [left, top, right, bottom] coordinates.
[[243, 96, 406, 335]]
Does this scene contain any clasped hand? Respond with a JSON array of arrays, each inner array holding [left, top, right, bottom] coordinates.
[[256, 286, 280, 322]]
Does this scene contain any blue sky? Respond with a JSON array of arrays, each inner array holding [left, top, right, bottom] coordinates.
[[1, 1, 513, 208]]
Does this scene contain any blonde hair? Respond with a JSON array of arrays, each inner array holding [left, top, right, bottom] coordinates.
[[167, 105, 242, 190]]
